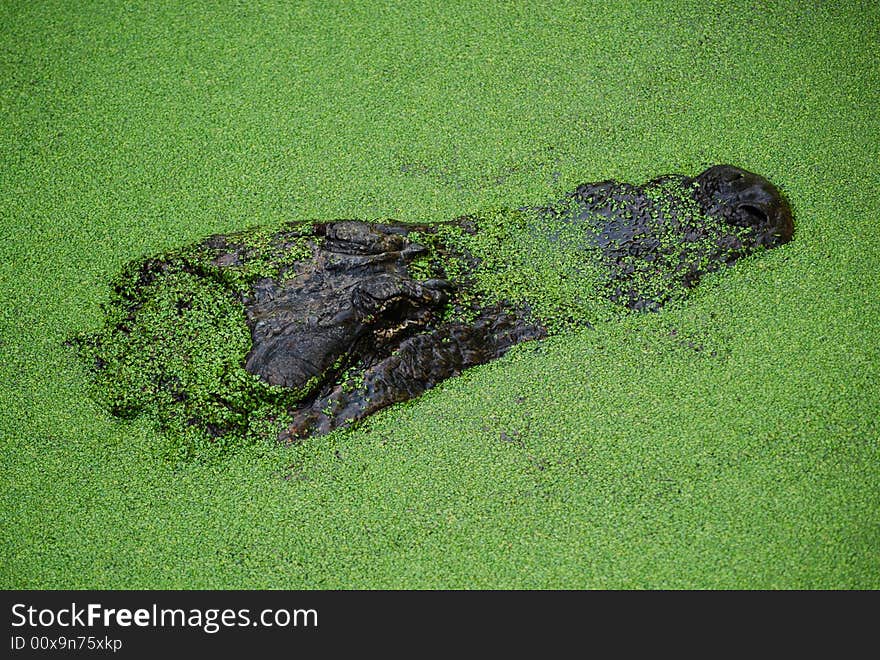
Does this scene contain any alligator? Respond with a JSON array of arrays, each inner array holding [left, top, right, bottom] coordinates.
[[71, 164, 793, 451]]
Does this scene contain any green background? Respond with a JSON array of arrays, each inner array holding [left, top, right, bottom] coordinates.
[[2, 0, 877, 588]]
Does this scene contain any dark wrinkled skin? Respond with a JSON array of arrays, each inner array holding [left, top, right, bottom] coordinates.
[[81, 164, 793, 442], [244, 221, 548, 439], [236, 164, 792, 439]]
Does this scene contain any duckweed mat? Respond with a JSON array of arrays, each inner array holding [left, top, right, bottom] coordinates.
[[1, 0, 878, 588]]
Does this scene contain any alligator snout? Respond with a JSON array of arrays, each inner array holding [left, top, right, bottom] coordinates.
[[695, 164, 794, 247]]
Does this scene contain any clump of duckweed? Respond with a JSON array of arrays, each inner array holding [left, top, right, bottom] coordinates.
[[430, 210, 619, 333], [70, 224, 315, 462], [179, 222, 315, 293]]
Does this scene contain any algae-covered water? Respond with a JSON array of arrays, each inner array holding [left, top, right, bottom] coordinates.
[[2, 0, 878, 588]]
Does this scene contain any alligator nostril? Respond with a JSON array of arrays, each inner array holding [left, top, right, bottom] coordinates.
[[736, 204, 768, 227]]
